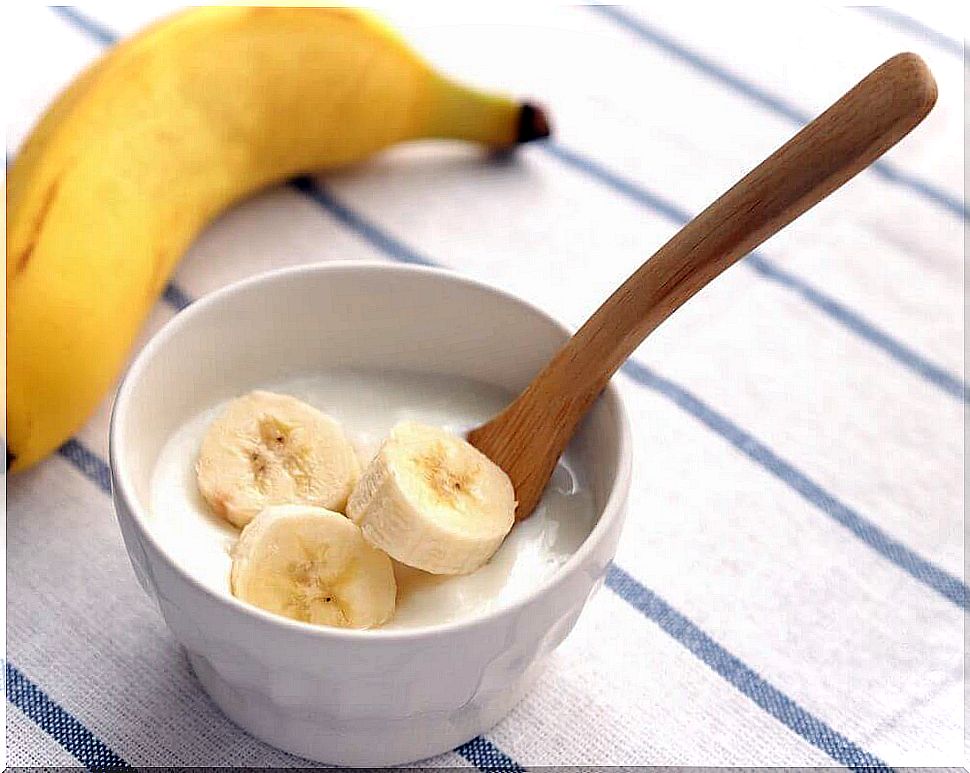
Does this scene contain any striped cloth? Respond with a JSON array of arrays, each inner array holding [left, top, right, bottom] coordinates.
[[5, 5, 965, 768]]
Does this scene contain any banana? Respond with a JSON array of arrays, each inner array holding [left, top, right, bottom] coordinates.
[[7, 7, 550, 472], [347, 421, 516, 575], [231, 504, 396, 628], [197, 391, 359, 528]]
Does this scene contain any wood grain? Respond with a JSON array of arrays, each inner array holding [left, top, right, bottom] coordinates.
[[468, 53, 937, 520]]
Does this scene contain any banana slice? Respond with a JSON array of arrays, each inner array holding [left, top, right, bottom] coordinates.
[[197, 391, 360, 527], [231, 504, 396, 628], [347, 421, 516, 575]]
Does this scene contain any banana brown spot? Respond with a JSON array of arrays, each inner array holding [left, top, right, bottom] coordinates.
[[251, 449, 268, 478], [13, 176, 61, 277], [413, 443, 477, 507], [205, 488, 231, 517], [248, 416, 316, 494], [258, 416, 291, 447], [285, 558, 331, 622]]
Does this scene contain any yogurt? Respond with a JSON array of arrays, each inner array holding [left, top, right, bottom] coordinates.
[[149, 369, 595, 629]]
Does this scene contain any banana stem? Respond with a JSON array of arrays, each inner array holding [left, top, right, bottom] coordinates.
[[422, 77, 550, 148]]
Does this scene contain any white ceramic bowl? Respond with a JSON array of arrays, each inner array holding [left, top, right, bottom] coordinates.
[[110, 262, 631, 766]]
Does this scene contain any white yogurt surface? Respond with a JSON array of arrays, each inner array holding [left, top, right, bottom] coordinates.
[[149, 370, 596, 629]]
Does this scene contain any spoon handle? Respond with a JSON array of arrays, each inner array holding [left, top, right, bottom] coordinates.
[[469, 53, 936, 519]]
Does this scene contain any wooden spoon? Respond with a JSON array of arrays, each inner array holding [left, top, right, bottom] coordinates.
[[468, 52, 937, 520]]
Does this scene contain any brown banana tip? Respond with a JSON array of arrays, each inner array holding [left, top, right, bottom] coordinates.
[[517, 102, 551, 144], [7, 447, 14, 472]]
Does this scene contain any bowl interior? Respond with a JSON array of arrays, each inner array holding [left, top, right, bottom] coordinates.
[[113, 263, 625, 589]]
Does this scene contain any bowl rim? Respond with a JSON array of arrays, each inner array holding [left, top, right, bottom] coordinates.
[[110, 260, 632, 642]]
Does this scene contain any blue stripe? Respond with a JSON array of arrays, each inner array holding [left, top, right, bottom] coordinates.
[[541, 141, 967, 403], [620, 359, 968, 610], [855, 6, 964, 59], [589, 5, 967, 221], [289, 176, 438, 267], [286, 178, 967, 610], [50, 5, 119, 44], [58, 438, 111, 493], [6, 660, 133, 770], [742, 254, 967, 402], [605, 565, 889, 772], [455, 736, 526, 771]]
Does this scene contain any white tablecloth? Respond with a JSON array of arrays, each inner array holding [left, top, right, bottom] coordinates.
[[5, 5, 965, 768]]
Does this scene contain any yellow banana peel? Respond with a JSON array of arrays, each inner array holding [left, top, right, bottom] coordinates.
[[6, 7, 549, 472]]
